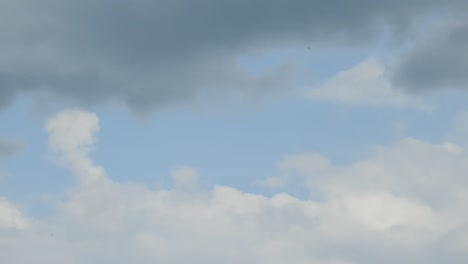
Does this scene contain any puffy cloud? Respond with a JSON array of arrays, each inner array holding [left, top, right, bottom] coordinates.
[[269, 140, 468, 262], [0, 0, 466, 112], [306, 58, 429, 110], [1, 109, 468, 263], [279, 139, 468, 209], [45, 109, 105, 186]]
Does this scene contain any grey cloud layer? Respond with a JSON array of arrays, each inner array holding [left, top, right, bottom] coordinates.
[[392, 19, 468, 92], [1, 0, 462, 112]]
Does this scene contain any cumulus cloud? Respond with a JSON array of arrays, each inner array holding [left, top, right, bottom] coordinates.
[[279, 139, 468, 208], [268, 139, 468, 262], [1, 0, 466, 112], [306, 58, 429, 110], [1, 109, 468, 263], [45, 109, 105, 186]]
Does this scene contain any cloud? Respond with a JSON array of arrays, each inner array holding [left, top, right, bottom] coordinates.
[[306, 58, 429, 110], [392, 19, 468, 93], [269, 138, 468, 262], [0, 198, 30, 231], [1, 109, 468, 263], [45, 109, 105, 186], [1, 0, 464, 113], [279, 138, 468, 208], [0, 138, 23, 159]]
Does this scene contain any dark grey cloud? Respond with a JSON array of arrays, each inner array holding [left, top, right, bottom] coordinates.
[[0, 0, 463, 112], [0, 138, 23, 159], [392, 19, 468, 93]]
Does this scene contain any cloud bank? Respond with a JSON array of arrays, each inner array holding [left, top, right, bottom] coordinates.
[[1, 0, 467, 112], [1, 109, 468, 263]]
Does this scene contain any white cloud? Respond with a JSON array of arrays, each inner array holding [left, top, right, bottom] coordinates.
[[306, 58, 429, 110], [280, 138, 468, 209], [45, 109, 106, 186], [0, 197, 30, 230], [1, 109, 468, 263]]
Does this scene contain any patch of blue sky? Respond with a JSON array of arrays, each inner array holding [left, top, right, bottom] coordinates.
[[91, 96, 421, 194], [0, 97, 71, 217]]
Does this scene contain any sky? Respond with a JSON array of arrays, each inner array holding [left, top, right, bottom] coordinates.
[[1, 1, 468, 263]]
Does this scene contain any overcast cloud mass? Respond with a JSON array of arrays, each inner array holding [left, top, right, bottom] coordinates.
[[392, 19, 468, 92], [1, 0, 468, 112]]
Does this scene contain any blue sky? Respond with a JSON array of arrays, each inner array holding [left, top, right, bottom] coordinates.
[[0, 56, 448, 203], [2, 1, 468, 263]]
